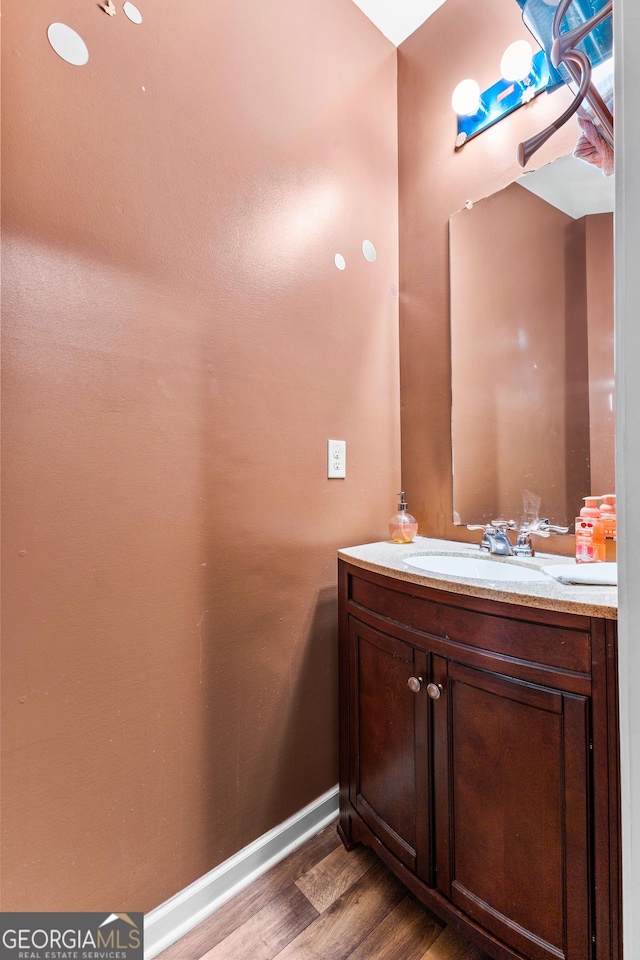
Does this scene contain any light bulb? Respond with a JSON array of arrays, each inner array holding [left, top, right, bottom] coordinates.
[[451, 79, 482, 117], [500, 40, 534, 82]]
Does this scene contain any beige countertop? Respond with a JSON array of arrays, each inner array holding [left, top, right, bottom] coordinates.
[[338, 537, 617, 619]]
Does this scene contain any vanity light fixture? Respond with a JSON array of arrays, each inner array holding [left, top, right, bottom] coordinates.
[[453, 44, 551, 149]]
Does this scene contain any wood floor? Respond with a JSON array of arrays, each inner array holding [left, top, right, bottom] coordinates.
[[156, 821, 490, 960]]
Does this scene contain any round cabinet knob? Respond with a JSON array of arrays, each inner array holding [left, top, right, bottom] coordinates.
[[427, 682, 443, 700], [407, 676, 422, 693]]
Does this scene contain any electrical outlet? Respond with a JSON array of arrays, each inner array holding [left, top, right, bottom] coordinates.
[[327, 440, 346, 478]]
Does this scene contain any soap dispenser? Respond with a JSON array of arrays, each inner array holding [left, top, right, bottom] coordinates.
[[389, 492, 418, 543], [575, 496, 605, 563], [600, 494, 616, 561]]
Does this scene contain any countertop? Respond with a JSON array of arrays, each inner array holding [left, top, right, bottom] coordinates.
[[338, 537, 617, 619]]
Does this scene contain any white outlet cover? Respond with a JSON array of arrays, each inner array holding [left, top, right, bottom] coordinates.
[[327, 440, 346, 479]]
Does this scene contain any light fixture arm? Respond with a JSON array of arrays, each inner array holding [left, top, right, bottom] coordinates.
[[552, 0, 613, 145], [517, 0, 613, 166], [517, 47, 592, 166], [559, 55, 614, 147]]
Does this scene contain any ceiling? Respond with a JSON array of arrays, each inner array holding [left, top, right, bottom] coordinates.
[[517, 153, 615, 219], [350, 0, 446, 47]]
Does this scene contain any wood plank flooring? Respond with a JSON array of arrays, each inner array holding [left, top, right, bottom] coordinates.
[[156, 822, 490, 960]]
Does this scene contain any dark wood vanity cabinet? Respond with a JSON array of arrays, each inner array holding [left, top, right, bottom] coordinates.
[[338, 560, 621, 960]]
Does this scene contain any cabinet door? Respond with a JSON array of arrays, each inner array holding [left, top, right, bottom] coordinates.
[[349, 618, 430, 878], [432, 658, 591, 960]]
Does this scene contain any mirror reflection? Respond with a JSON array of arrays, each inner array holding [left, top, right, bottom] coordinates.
[[450, 153, 614, 528]]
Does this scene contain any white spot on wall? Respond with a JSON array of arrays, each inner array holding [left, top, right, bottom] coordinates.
[[334, 254, 346, 270], [362, 240, 377, 262], [47, 23, 89, 66], [123, 3, 143, 24]]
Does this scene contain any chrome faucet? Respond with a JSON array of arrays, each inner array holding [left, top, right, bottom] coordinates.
[[513, 518, 570, 557], [467, 521, 517, 556]]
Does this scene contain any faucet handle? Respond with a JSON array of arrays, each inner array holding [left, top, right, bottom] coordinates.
[[466, 520, 517, 532], [491, 519, 518, 530], [526, 518, 570, 536], [514, 518, 570, 556]]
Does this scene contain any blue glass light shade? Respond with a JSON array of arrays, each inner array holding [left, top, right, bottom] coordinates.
[[455, 50, 551, 147]]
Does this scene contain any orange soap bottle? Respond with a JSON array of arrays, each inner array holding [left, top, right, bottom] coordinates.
[[600, 494, 616, 538], [600, 494, 617, 561], [389, 492, 418, 544], [575, 496, 605, 563]]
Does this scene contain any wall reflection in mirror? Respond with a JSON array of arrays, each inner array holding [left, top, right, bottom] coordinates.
[[450, 152, 614, 528]]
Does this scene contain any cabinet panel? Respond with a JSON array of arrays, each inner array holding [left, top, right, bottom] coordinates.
[[349, 575, 591, 674], [433, 658, 590, 960], [349, 618, 429, 875]]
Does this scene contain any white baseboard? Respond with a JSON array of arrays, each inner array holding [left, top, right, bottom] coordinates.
[[143, 785, 339, 959]]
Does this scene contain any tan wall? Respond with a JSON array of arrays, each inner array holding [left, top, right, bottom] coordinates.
[[563, 216, 592, 519], [585, 213, 615, 496], [1, 0, 400, 910], [398, 0, 580, 555]]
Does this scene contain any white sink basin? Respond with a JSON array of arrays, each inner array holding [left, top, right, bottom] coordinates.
[[404, 554, 551, 583]]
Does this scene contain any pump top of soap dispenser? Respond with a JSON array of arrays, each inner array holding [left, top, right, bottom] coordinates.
[[581, 496, 601, 518], [600, 494, 616, 515], [397, 491, 408, 511]]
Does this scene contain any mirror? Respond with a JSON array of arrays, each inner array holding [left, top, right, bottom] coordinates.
[[450, 154, 614, 528]]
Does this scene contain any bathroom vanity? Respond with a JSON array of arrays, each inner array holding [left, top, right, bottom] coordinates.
[[338, 539, 620, 960]]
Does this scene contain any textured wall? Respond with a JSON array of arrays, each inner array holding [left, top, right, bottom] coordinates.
[[2, 0, 399, 910], [398, 0, 580, 554]]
